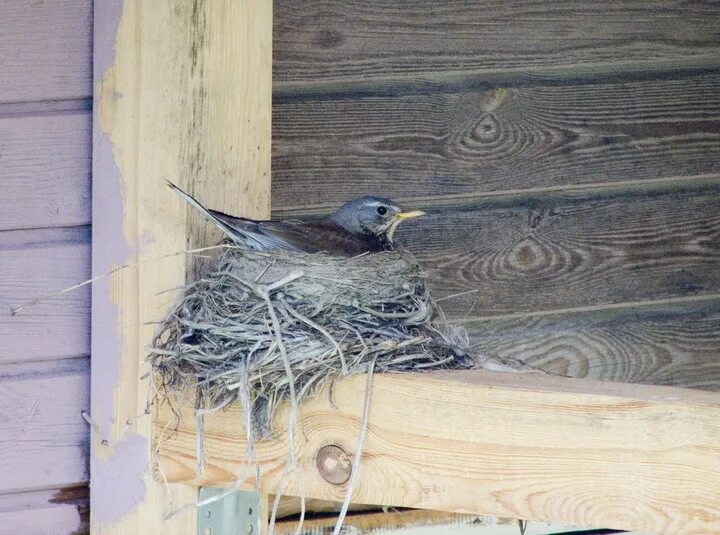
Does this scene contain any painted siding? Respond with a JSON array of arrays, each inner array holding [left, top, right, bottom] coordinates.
[[0, 1, 92, 532], [0, 360, 89, 494], [0, 109, 92, 231], [0, 488, 87, 535], [0, 227, 90, 362], [0, 0, 92, 103]]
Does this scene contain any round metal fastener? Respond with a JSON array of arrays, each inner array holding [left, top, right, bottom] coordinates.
[[316, 445, 352, 485]]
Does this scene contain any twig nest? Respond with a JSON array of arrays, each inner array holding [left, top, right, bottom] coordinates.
[[150, 246, 497, 436]]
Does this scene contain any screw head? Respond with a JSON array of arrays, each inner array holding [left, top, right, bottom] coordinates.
[[316, 445, 352, 485]]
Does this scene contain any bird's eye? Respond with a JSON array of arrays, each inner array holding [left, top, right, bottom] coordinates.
[[376, 206, 387, 215]]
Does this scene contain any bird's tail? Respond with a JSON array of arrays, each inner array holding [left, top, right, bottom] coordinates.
[[166, 180, 238, 238]]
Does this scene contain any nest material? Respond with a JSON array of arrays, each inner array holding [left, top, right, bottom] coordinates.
[[149, 246, 514, 437]]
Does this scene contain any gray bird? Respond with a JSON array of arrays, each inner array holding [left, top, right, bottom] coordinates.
[[167, 181, 425, 256]]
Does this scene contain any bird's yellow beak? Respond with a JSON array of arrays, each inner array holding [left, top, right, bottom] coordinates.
[[395, 210, 426, 220]]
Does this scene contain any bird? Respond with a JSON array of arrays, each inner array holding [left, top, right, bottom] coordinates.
[[167, 181, 425, 256]]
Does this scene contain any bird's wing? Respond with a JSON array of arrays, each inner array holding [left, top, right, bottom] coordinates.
[[210, 212, 314, 252], [167, 181, 385, 255], [168, 181, 321, 252], [167, 181, 274, 250], [292, 219, 387, 255]]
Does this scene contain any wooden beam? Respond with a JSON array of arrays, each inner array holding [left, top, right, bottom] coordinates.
[[157, 370, 720, 534], [91, 1, 271, 534]]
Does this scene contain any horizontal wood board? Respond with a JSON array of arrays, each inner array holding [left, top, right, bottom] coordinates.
[[273, 0, 720, 88], [463, 297, 720, 389], [0, 359, 89, 495], [0, 110, 92, 231], [157, 370, 720, 533], [0, 487, 89, 535], [272, 74, 720, 212], [0, 0, 92, 103], [271, 186, 719, 318], [0, 227, 90, 363]]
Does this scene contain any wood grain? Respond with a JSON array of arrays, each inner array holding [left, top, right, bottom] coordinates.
[[92, 1, 272, 533], [0, 227, 89, 363], [273, 0, 720, 88], [0, 111, 91, 231], [391, 187, 720, 316], [463, 298, 720, 389], [272, 75, 720, 212], [0, 359, 89, 494], [156, 370, 720, 534], [0, 0, 92, 103]]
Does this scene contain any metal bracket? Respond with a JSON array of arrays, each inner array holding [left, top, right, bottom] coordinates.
[[198, 487, 261, 535]]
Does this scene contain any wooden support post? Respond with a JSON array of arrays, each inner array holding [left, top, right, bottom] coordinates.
[[157, 370, 720, 534], [91, 2, 271, 534]]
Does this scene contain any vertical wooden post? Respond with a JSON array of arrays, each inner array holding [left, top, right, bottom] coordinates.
[[91, 2, 272, 534]]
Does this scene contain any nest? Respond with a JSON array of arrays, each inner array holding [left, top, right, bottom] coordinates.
[[148, 245, 502, 438]]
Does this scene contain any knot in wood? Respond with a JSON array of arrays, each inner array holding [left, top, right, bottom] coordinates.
[[316, 445, 352, 485]]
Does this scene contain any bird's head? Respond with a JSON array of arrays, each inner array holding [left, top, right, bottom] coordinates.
[[330, 196, 425, 242]]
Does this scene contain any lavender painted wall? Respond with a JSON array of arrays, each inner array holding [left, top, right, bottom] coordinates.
[[0, 1, 93, 533], [0, 0, 92, 103], [0, 109, 91, 231]]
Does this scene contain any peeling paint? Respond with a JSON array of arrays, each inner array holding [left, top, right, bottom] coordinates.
[[91, 0, 146, 525], [91, 432, 148, 525]]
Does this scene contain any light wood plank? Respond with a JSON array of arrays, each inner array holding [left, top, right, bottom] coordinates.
[[91, 1, 272, 533], [0, 227, 89, 363], [0, 0, 92, 103], [272, 75, 720, 212], [0, 359, 89, 494], [273, 0, 720, 88], [393, 187, 720, 316], [156, 370, 720, 534], [463, 297, 720, 389], [0, 111, 91, 231]]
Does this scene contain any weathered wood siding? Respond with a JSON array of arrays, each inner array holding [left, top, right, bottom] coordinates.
[[272, 1, 720, 389], [0, 1, 92, 533]]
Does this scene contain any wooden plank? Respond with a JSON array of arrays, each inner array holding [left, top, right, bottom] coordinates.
[[0, 111, 91, 231], [0, 0, 92, 103], [272, 75, 720, 212], [273, 0, 720, 88], [464, 297, 720, 390], [91, 1, 272, 533], [391, 187, 720, 316], [0, 227, 90, 363], [275, 510, 474, 534], [0, 487, 89, 535], [274, 509, 619, 535], [0, 359, 89, 494], [156, 370, 720, 534]]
